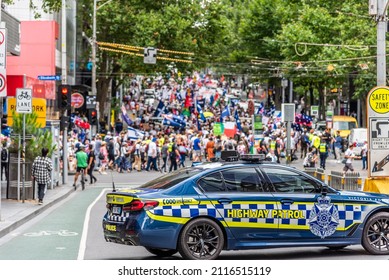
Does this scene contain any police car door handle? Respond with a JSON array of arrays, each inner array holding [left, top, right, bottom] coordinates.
[[218, 198, 233, 204], [280, 199, 294, 205]]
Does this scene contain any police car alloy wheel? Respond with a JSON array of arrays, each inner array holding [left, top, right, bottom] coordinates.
[[362, 212, 389, 255], [144, 247, 178, 257], [178, 218, 224, 260]]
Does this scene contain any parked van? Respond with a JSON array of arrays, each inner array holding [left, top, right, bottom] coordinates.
[[348, 128, 367, 156]]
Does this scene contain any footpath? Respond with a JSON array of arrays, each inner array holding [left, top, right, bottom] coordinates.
[[0, 156, 368, 238]]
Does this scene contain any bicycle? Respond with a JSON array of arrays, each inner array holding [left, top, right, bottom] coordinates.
[[80, 167, 86, 190], [17, 91, 31, 100], [74, 167, 87, 191]]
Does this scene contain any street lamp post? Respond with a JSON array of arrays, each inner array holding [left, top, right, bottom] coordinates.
[[92, 0, 114, 97], [377, 0, 387, 86], [92, 0, 97, 96]]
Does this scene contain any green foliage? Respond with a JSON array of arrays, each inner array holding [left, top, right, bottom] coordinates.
[[10, 112, 57, 162]]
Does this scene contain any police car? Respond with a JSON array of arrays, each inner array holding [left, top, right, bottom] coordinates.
[[102, 154, 389, 259]]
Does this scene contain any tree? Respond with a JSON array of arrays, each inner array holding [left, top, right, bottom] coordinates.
[[10, 112, 56, 162]]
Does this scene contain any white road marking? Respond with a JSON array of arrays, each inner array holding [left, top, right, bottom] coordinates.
[[77, 188, 108, 260]]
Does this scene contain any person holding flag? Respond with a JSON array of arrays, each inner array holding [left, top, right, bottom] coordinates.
[[234, 109, 242, 131]]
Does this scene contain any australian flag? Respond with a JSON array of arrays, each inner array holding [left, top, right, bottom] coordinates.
[[234, 109, 242, 131], [197, 103, 206, 122], [154, 100, 166, 117], [163, 114, 186, 128]]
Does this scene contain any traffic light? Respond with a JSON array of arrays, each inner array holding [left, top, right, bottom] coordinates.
[[60, 116, 70, 131], [89, 109, 97, 125], [58, 84, 71, 110]]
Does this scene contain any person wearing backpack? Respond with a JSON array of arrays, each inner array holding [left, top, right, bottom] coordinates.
[[1, 143, 9, 182]]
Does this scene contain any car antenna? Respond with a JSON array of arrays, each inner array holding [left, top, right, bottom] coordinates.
[[110, 168, 116, 192]]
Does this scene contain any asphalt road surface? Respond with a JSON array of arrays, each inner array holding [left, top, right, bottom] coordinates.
[[0, 173, 387, 260]]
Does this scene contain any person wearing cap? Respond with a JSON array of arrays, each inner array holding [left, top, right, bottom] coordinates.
[[73, 144, 88, 189]]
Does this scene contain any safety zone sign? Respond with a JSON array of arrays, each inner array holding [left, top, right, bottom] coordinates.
[[367, 86, 389, 177]]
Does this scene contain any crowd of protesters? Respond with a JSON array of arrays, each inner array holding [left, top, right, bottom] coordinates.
[[62, 74, 363, 182]]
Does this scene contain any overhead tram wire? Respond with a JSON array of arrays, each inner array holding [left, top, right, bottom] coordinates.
[[97, 41, 193, 64]]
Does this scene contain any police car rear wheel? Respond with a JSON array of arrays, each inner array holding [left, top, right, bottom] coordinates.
[[362, 212, 389, 255], [178, 218, 224, 260], [144, 247, 178, 257]]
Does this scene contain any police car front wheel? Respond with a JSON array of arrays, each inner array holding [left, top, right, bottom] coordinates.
[[178, 218, 224, 260], [362, 212, 389, 255]]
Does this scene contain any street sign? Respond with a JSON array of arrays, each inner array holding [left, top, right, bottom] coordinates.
[[144, 47, 157, 64], [16, 88, 33, 113], [38, 75, 61, 81], [7, 97, 47, 127], [71, 92, 85, 109], [86, 95, 97, 109], [367, 86, 389, 178], [311, 105, 319, 117], [281, 103, 295, 122], [0, 69, 6, 97], [0, 28, 6, 69]]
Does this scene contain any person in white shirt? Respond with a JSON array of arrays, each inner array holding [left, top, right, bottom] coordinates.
[[145, 138, 158, 171], [343, 144, 360, 175]]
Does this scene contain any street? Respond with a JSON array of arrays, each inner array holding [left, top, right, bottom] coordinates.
[[0, 157, 385, 260]]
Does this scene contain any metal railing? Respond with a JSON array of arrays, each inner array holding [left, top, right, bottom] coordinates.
[[328, 171, 362, 191], [303, 168, 362, 191], [304, 167, 326, 182]]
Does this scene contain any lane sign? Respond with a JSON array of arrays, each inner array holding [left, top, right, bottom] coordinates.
[[16, 88, 33, 113]]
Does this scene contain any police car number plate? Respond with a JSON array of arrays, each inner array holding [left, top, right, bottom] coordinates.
[[112, 206, 121, 215]]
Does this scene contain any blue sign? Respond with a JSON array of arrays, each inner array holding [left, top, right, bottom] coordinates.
[[38, 75, 61, 81]]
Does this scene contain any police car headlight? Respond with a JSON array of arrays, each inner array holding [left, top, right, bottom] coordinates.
[[382, 199, 389, 205]]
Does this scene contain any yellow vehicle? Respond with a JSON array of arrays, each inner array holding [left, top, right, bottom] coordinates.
[[331, 115, 358, 151], [331, 115, 358, 138]]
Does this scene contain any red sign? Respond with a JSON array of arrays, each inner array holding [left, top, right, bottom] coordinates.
[[71, 92, 85, 108]]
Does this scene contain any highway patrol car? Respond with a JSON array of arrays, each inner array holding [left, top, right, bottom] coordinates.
[[102, 154, 389, 259]]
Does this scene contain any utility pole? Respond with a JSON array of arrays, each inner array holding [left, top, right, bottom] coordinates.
[[62, 0, 68, 184], [376, 0, 387, 86], [92, 0, 97, 97]]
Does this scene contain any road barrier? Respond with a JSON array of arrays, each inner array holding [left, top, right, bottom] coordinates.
[[328, 171, 362, 191], [304, 167, 326, 182], [304, 168, 362, 191]]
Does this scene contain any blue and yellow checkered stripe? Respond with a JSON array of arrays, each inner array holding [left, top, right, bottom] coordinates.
[[148, 202, 373, 230]]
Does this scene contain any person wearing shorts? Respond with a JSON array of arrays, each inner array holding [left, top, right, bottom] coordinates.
[[343, 144, 359, 175]]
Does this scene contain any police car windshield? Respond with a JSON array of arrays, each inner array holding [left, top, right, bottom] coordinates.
[[138, 168, 201, 190]]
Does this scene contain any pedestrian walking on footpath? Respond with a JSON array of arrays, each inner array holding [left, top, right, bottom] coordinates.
[[319, 137, 328, 170], [31, 148, 53, 205], [343, 144, 360, 176], [1, 143, 9, 183], [87, 143, 97, 184]]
